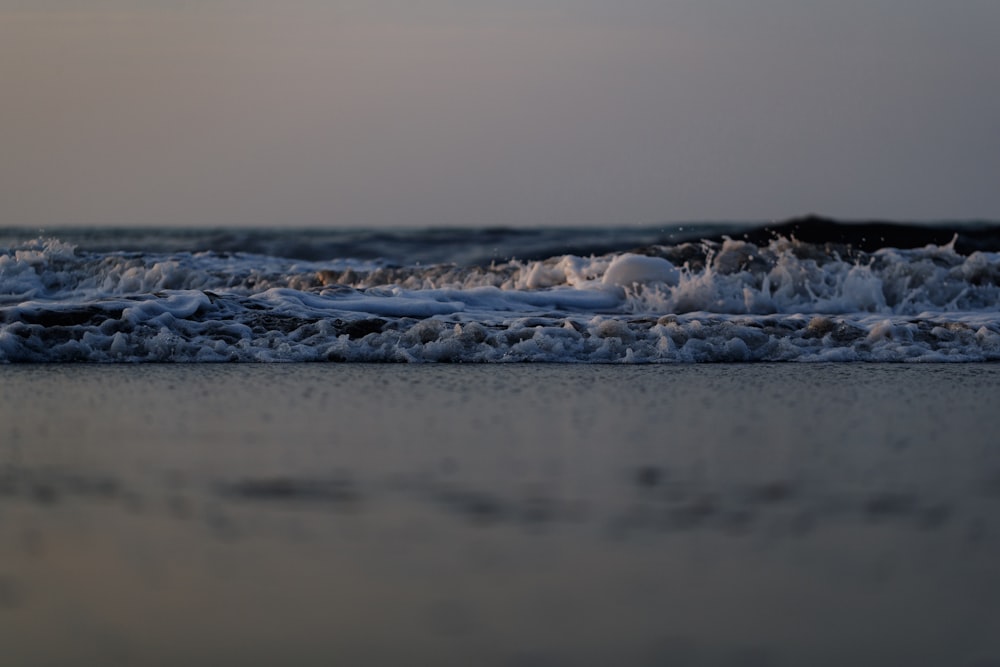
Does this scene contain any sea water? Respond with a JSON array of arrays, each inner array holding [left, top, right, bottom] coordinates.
[[3, 217, 1000, 363], [3, 219, 1000, 665]]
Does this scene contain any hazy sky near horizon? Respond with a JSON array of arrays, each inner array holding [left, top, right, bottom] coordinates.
[[3, 1, 999, 228]]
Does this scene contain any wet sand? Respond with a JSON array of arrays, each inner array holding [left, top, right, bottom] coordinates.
[[2, 363, 1000, 666]]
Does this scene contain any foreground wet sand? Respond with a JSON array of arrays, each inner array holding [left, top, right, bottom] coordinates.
[[2, 363, 1000, 666]]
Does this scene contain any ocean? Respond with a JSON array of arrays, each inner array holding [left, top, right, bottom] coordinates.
[[3, 216, 1000, 363], [2, 218, 1000, 665]]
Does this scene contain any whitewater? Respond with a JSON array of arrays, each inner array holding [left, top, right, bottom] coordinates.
[[2, 217, 1000, 362]]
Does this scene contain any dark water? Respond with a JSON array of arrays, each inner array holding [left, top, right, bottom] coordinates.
[[7, 216, 1000, 264]]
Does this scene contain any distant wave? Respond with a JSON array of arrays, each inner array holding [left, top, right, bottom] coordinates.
[[2, 216, 1000, 362], [700, 215, 1000, 254]]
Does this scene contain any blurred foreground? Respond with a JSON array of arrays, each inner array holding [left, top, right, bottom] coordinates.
[[2, 364, 1000, 666]]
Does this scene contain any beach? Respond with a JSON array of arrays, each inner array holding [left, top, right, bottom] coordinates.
[[6, 0, 1000, 662], [2, 363, 1000, 666]]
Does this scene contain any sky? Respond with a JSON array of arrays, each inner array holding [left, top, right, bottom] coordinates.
[[2, 0, 999, 228]]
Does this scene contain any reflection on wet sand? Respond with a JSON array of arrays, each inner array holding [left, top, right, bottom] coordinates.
[[3, 463, 994, 540], [2, 364, 1000, 666]]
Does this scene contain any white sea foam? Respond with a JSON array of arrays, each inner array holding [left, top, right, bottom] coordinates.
[[2, 231, 1000, 362], [602, 253, 680, 288]]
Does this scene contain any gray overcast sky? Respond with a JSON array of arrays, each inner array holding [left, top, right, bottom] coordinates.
[[2, 1, 999, 227]]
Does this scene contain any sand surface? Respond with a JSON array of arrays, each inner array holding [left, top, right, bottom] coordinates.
[[2, 363, 1000, 666]]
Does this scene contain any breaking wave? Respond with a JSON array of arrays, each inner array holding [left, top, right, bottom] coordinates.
[[3, 217, 1000, 362]]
